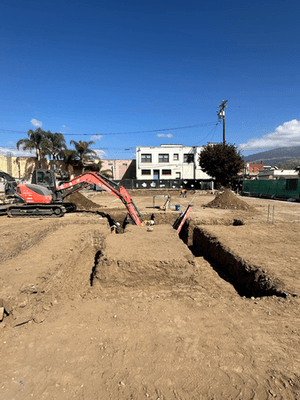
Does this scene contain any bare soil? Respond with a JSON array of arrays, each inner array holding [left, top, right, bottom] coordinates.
[[1, 189, 300, 399], [205, 188, 255, 211], [65, 191, 105, 210]]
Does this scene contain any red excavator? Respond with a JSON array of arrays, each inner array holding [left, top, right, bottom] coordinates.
[[0, 169, 193, 232], [0, 169, 144, 225]]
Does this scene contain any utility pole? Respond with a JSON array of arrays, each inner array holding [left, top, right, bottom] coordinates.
[[217, 100, 228, 145]]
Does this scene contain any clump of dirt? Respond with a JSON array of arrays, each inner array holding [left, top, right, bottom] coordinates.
[[64, 192, 103, 210], [205, 189, 254, 211]]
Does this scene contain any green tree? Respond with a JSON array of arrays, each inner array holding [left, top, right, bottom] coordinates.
[[16, 128, 47, 168], [199, 142, 244, 187], [43, 132, 67, 166], [70, 140, 98, 172]]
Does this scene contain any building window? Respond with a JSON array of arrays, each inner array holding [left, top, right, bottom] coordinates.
[[158, 154, 169, 163], [141, 154, 152, 163], [162, 169, 172, 175], [141, 169, 151, 175], [184, 154, 194, 163], [108, 163, 113, 166], [173, 153, 179, 161]]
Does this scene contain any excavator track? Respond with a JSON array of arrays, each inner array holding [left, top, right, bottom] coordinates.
[[7, 204, 67, 218], [62, 202, 77, 213], [0, 205, 10, 216]]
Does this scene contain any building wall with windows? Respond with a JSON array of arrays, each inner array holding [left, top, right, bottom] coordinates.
[[136, 144, 212, 180], [244, 162, 264, 176]]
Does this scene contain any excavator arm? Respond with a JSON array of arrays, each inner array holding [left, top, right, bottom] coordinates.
[[56, 172, 144, 226]]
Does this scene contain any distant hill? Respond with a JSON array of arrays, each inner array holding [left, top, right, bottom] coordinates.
[[244, 146, 300, 166]]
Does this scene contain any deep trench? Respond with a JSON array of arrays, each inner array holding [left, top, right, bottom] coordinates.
[[93, 211, 291, 298], [179, 221, 290, 299]]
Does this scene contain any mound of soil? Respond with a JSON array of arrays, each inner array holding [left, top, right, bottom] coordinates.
[[205, 189, 254, 211], [64, 191, 102, 210]]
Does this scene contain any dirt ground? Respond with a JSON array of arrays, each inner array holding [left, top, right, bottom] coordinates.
[[1, 189, 300, 400]]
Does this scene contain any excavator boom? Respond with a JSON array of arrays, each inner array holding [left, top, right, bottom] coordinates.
[[56, 172, 144, 226]]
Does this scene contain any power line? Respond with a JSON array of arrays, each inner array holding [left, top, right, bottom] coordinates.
[[0, 145, 136, 150], [0, 121, 219, 136], [194, 123, 219, 145]]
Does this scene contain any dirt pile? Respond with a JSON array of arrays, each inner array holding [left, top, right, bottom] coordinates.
[[205, 189, 254, 210], [64, 191, 103, 210]]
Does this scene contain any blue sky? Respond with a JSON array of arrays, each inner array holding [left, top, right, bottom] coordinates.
[[1, 0, 299, 159]]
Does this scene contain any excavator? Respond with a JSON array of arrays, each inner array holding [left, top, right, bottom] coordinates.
[[0, 169, 144, 225], [0, 168, 193, 232]]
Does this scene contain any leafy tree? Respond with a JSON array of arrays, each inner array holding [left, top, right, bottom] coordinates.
[[70, 140, 98, 173], [43, 132, 67, 165], [199, 142, 244, 187], [16, 128, 47, 168]]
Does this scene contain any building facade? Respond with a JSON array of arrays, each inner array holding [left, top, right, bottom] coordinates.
[[244, 162, 264, 176], [100, 159, 135, 180], [0, 154, 51, 180], [0, 153, 136, 181], [136, 144, 212, 181], [257, 168, 299, 180]]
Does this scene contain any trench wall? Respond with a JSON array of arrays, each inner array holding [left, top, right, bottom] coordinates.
[[180, 222, 291, 298]]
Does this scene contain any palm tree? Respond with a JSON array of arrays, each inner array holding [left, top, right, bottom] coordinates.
[[70, 140, 98, 173], [16, 128, 47, 168], [43, 132, 66, 168], [58, 148, 78, 175]]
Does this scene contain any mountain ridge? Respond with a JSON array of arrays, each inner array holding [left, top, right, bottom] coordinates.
[[244, 146, 300, 165]]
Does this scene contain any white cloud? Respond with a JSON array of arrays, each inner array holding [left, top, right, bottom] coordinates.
[[30, 118, 43, 128], [91, 135, 102, 141], [239, 119, 300, 151], [94, 149, 107, 159], [157, 133, 173, 138]]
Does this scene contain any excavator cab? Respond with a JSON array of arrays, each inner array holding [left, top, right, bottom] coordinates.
[[31, 170, 57, 193]]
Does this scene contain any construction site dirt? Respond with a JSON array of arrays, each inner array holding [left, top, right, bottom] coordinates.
[[1, 189, 300, 400]]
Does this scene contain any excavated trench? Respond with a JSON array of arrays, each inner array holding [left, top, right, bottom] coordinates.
[[179, 220, 290, 298], [71, 192, 293, 298], [92, 209, 291, 299]]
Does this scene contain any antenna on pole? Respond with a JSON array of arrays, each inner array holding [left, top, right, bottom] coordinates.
[[217, 100, 228, 146]]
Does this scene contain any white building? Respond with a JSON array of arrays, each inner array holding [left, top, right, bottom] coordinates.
[[136, 144, 212, 181], [257, 168, 299, 180]]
